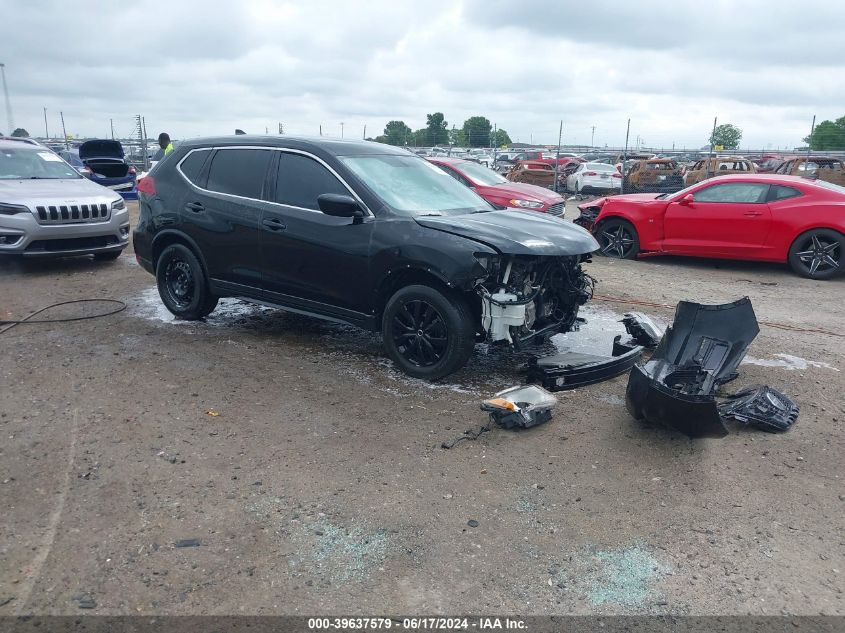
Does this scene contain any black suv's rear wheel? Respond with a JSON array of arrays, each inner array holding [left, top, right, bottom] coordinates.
[[156, 243, 218, 319], [382, 284, 476, 380]]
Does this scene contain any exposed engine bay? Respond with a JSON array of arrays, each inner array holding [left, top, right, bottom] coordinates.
[[476, 255, 593, 346]]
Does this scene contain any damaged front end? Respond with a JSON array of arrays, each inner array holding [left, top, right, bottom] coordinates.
[[476, 254, 594, 347]]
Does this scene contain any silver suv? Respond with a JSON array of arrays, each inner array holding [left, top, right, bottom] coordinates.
[[0, 138, 129, 259]]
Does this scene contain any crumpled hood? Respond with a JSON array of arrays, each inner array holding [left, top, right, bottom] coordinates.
[[414, 209, 599, 256], [79, 139, 124, 160], [0, 178, 120, 207]]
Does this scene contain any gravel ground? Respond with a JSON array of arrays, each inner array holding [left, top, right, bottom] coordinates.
[[0, 201, 842, 616]]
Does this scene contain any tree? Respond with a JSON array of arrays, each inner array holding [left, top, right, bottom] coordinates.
[[383, 120, 413, 146], [491, 129, 512, 147], [804, 116, 845, 151], [11, 128, 29, 138], [709, 123, 742, 150], [462, 116, 492, 147], [426, 112, 448, 145]]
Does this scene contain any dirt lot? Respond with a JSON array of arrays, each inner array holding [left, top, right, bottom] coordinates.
[[0, 201, 843, 616]]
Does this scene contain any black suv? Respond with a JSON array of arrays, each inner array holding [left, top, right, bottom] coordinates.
[[134, 137, 598, 379]]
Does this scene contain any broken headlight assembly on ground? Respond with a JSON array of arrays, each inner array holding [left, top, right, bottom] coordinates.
[[481, 385, 558, 429], [477, 255, 593, 347], [625, 297, 799, 438]]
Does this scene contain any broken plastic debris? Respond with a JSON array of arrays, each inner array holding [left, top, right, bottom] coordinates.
[[205, 409, 220, 417], [621, 312, 663, 348], [626, 297, 798, 438], [480, 385, 557, 429], [718, 386, 799, 433], [527, 335, 643, 391]]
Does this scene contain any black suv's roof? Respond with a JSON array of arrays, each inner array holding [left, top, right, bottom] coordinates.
[[177, 135, 412, 157]]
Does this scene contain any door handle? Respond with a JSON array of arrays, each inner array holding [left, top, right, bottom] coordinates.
[[743, 211, 763, 217], [261, 217, 287, 231], [185, 202, 205, 213]]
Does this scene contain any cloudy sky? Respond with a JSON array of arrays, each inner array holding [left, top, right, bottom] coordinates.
[[2, 0, 843, 149]]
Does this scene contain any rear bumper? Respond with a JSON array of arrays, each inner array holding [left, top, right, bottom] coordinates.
[[91, 176, 138, 199], [0, 208, 130, 257]]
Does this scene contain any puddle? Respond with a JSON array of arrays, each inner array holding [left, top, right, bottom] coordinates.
[[131, 288, 651, 394], [742, 354, 839, 372]]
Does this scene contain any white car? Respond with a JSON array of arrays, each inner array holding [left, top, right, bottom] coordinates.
[[566, 162, 622, 194]]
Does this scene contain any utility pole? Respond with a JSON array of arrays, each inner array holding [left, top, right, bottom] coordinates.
[[554, 120, 563, 193], [43, 107, 48, 139], [319, 124, 322, 136], [590, 125, 596, 148], [622, 118, 631, 194], [0, 63, 13, 133], [110, 118, 114, 139], [60, 111, 69, 150], [363, 124, 366, 140], [806, 115, 816, 164], [706, 116, 717, 179], [340, 122, 344, 138]]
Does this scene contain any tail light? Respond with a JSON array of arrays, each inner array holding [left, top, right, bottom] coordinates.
[[584, 171, 597, 176], [80, 166, 93, 177], [128, 166, 137, 176], [136, 176, 156, 195], [611, 173, 622, 178]]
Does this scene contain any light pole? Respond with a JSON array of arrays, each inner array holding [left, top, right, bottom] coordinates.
[[0, 63, 13, 133], [340, 122, 344, 139]]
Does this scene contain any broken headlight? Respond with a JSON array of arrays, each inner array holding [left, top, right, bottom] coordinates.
[[473, 252, 498, 272], [509, 199, 544, 209]]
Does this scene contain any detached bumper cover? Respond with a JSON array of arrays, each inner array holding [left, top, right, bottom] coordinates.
[[527, 335, 644, 391], [624, 297, 761, 439]]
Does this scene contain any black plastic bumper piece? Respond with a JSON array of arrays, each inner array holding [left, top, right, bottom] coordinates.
[[527, 336, 644, 391], [625, 297, 760, 439]]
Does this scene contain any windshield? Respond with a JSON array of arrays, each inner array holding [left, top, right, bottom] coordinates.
[[0, 147, 81, 180], [813, 180, 845, 196], [456, 160, 507, 186], [340, 154, 493, 216]]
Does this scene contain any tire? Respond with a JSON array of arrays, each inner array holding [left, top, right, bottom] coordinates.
[[595, 218, 640, 259], [788, 228, 845, 280], [156, 243, 219, 319], [93, 250, 122, 262], [382, 284, 476, 380]]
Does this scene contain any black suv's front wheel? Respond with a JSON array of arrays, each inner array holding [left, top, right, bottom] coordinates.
[[382, 284, 476, 380], [156, 243, 219, 319]]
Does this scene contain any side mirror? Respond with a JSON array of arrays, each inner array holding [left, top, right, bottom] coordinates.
[[317, 194, 364, 219], [679, 193, 695, 206]]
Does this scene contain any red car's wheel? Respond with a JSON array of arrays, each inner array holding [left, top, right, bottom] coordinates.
[[788, 229, 844, 280], [596, 219, 640, 259]]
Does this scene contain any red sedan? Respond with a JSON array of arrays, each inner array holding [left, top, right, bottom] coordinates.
[[428, 157, 566, 217], [574, 174, 845, 279]]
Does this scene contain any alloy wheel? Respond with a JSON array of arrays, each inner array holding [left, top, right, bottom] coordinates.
[[600, 225, 636, 258], [392, 299, 449, 367], [794, 234, 841, 276]]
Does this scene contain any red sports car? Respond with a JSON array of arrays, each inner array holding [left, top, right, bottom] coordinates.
[[427, 157, 566, 217], [574, 174, 845, 279]]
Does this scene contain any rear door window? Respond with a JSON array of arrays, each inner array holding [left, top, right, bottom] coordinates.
[[206, 148, 272, 199], [767, 185, 802, 202], [179, 149, 211, 185], [275, 152, 349, 210]]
